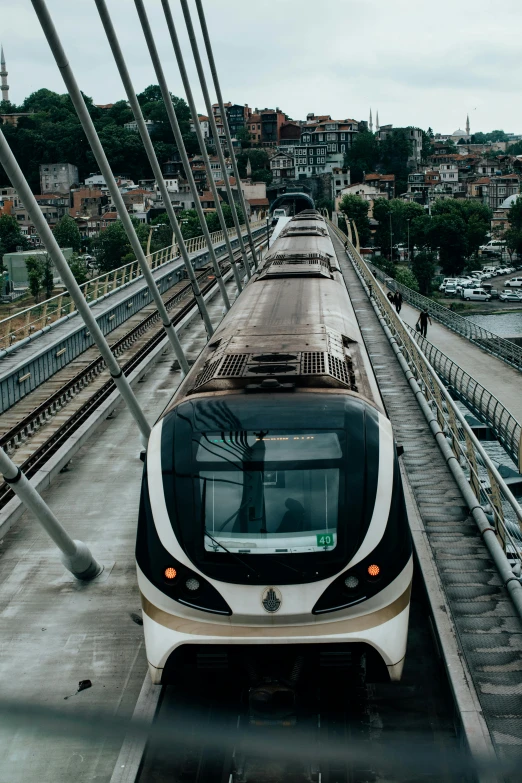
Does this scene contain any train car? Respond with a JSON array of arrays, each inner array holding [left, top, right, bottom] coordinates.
[[137, 210, 412, 698]]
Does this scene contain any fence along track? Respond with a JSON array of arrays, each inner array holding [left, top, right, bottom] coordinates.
[[368, 261, 522, 372], [408, 326, 522, 470], [0, 220, 266, 350], [329, 220, 522, 571], [0, 237, 264, 511]]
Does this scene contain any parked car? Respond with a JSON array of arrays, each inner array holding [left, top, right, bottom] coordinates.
[[439, 278, 457, 292], [499, 290, 522, 302], [444, 284, 458, 297], [481, 284, 499, 298], [461, 288, 491, 301], [505, 276, 522, 287], [480, 240, 505, 256]]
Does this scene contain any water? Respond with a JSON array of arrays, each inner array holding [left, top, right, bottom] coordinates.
[[465, 311, 522, 337]]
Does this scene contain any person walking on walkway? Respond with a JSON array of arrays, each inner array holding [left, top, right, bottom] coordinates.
[[416, 309, 432, 338], [394, 291, 403, 314], [387, 291, 394, 304]]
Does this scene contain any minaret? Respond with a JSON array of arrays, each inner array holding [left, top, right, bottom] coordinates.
[[0, 46, 8, 102], [466, 113, 470, 137], [246, 157, 252, 178], [369, 108, 373, 133], [376, 110, 380, 132]]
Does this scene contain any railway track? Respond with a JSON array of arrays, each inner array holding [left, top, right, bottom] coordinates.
[[132, 580, 461, 783], [0, 242, 261, 510]]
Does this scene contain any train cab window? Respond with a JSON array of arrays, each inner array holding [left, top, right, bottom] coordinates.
[[197, 432, 342, 555]]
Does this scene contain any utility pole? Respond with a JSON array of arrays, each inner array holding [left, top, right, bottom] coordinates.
[[389, 210, 393, 262]]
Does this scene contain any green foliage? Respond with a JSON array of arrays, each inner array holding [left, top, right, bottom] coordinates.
[[93, 218, 149, 272], [503, 227, 522, 260], [236, 150, 271, 183], [372, 199, 424, 256], [0, 86, 193, 191], [395, 266, 419, 291], [427, 213, 467, 275], [430, 199, 491, 259], [53, 214, 81, 252], [0, 213, 29, 256], [344, 132, 379, 183], [338, 194, 371, 245], [236, 127, 252, 148], [379, 131, 413, 195], [421, 129, 434, 162], [508, 197, 522, 231], [411, 251, 436, 295], [68, 254, 88, 285], [472, 130, 510, 144], [42, 254, 54, 298], [25, 255, 44, 302]]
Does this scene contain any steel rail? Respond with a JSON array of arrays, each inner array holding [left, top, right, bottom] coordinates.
[[0, 236, 265, 510], [368, 261, 522, 372], [0, 268, 213, 455]]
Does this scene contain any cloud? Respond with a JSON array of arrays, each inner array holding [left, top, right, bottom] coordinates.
[[2, 0, 522, 135]]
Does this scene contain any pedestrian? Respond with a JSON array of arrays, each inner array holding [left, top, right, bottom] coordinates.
[[394, 291, 403, 314], [368, 282, 373, 298], [387, 291, 394, 304], [416, 309, 432, 338]]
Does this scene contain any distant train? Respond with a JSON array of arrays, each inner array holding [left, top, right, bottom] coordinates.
[[271, 207, 287, 225], [137, 210, 412, 700]]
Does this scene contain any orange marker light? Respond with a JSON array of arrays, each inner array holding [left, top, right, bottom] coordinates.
[[367, 564, 380, 577], [164, 567, 177, 580]]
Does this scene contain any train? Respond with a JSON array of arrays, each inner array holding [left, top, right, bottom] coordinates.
[[136, 209, 412, 707]]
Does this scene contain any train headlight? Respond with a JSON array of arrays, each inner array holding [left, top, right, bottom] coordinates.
[[185, 577, 200, 591], [367, 564, 380, 578], [164, 567, 178, 581], [344, 575, 359, 589]]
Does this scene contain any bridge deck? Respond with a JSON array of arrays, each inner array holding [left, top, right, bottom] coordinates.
[[0, 285, 225, 782], [397, 298, 522, 424], [330, 231, 522, 769]]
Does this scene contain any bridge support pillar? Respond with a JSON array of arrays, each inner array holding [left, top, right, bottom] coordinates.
[[0, 448, 102, 581]]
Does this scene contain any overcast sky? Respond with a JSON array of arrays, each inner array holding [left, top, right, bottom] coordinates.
[[2, 0, 522, 135]]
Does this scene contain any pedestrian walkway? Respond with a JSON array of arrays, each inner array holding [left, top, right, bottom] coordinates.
[[393, 297, 522, 425]]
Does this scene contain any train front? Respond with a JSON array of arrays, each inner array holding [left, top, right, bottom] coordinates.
[[137, 391, 412, 687]]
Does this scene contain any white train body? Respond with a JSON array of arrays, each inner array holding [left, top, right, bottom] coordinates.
[[137, 211, 412, 686]]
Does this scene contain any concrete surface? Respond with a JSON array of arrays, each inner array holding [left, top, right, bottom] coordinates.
[[397, 298, 522, 424], [0, 285, 236, 783]]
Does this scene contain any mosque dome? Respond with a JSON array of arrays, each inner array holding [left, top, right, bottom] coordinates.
[[500, 193, 520, 209], [452, 129, 467, 136]]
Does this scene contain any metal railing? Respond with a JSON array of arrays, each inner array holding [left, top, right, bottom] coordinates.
[[0, 220, 265, 350], [368, 261, 522, 373], [330, 221, 522, 568], [409, 327, 522, 470]]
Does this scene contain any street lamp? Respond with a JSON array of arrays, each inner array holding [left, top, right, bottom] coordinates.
[[266, 215, 270, 249], [389, 210, 393, 262], [407, 218, 411, 266]]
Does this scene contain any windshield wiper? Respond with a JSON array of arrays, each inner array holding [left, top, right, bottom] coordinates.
[[204, 530, 259, 578]]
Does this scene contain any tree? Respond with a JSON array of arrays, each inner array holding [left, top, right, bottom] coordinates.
[[379, 131, 413, 196], [427, 213, 467, 275], [508, 197, 522, 232], [25, 255, 44, 302], [236, 127, 252, 148], [373, 198, 425, 257], [338, 194, 371, 245], [93, 218, 149, 272], [503, 227, 522, 261], [430, 199, 491, 259], [411, 251, 436, 295], [0, 213, 29, 256], [68, 254, 88, 285], [42, 254, 54, 298], [344, 131, 379, 183], [236, 149, 270, 178], [53, 214, 81, 252], [395, 266, 419, 291]]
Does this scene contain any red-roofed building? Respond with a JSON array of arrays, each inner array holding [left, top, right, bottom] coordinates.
[[199, 190, 223, 210], [364, 172, 395, 198]]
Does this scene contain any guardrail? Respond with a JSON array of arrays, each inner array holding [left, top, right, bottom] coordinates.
[[0, 220, 265, 350], [408, 327, 522, 469], [367, 261, 522, 373], [330, 220, 522, 570]]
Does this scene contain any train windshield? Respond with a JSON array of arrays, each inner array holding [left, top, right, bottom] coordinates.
[[196, 431, 342, 555]]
